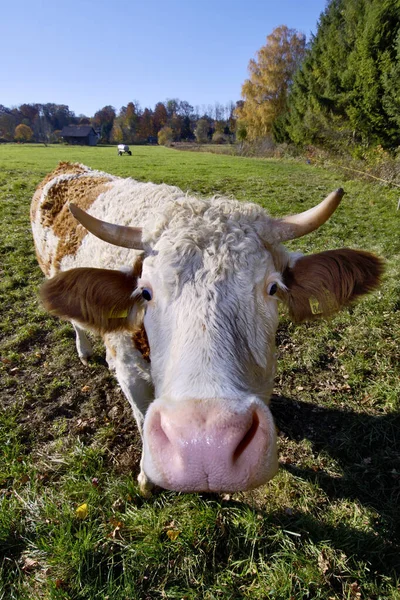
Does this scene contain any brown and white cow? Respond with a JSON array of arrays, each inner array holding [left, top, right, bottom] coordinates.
[[31, 162, 383, 494]]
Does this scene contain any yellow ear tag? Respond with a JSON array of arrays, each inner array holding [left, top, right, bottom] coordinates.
[[109, 308, 129, 319], [309, 289, 337, 315], [309, 296, 323, 315]]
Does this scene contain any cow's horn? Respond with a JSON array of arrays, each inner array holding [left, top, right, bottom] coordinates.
[[276, 188, 345, 241], [69, 203, 143, 250]]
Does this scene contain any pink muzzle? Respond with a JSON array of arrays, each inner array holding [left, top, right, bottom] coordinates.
[[142, 397, 278, 492]]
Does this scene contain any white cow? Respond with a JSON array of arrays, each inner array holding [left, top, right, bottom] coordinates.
[[30, 162, 383, 494]]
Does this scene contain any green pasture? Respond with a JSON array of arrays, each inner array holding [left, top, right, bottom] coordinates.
[[0, 144, 399, 599]]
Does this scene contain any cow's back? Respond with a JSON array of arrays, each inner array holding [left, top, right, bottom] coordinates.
[[32, 162, 204, 276], [31, 161, 270, 277], [31, 163, 118, 276]]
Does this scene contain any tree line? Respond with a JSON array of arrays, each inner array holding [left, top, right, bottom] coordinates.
[[3, 0, 398, 152], [0, 100, 238, 145], [237, 0, 400, 152]]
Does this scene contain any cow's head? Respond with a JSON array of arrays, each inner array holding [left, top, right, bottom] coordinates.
[[41, 191, 383, 493]]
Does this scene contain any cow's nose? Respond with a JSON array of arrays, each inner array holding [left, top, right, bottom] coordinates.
[[142, 398, 278, 492]]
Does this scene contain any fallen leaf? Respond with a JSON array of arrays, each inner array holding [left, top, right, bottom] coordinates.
[[318, 550, 330, 574], [75, 503, 89, 520], [107, 521, 123, 539], [109, 517, 123, 528], [166, 529, 181, 541], [349, 581, 362, 599], [112, 498, 124, 511], [22, 557, 39, 572], [164, 520, 175, 529]]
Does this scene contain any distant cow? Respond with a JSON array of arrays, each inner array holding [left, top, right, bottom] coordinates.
[[31, 162, 383, 494], [118, 144, 132, 156]]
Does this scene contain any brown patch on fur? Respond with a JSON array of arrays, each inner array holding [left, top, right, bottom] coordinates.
[[51, 179, 112, 268], [47, 161, 89, 180], [40, 266, 142, 334], [31, 163, 114, 274], [31, 162, 89, 222], [37, 173, 112, 269], [283, 249, 384, 322], [40, 162, 89, 188], [132, 327, 150, 362]]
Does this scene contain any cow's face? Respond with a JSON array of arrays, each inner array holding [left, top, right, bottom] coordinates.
[[137, 226, 284, 492], [41, 192, 383, 493], [140, 224, 284, 401]]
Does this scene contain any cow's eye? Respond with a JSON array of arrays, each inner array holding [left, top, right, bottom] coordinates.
[[141, 288, 153, 301], [267, 282, 278, 296]]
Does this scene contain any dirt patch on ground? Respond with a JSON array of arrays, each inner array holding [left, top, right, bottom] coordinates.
[[1, 326, 142, 476]]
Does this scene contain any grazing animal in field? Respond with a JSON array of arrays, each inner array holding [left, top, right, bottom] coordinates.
[[31, 162, 383, 494]]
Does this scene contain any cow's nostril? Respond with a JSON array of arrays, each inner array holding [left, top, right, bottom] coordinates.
[[233, 412, 260, 462], [151, 411, 171, 449]]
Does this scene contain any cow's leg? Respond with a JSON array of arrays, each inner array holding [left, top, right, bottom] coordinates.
[[104, 332, 154, 495], [138, 457, 154, 497], [104, 333, 154, 421], [72, 322, 93, 365]]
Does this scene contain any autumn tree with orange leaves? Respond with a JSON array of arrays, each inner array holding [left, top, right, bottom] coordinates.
[[236, 25, 306, 140], [15, 123, 33, 142]]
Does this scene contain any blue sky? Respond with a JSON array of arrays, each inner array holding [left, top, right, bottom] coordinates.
[[3, 0, 328, 117]]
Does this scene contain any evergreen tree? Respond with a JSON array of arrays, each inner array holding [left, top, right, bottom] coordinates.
[[382, 30, 400, 131], [286, 0, 400, 149]]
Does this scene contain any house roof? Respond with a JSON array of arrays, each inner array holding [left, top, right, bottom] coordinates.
[[60, 125, 96, 137]]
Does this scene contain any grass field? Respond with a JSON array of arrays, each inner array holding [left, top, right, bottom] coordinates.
[[0, 143, 399, 599]]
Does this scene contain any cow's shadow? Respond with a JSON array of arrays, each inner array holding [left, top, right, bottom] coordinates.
[[199, 396, 400, 579], [270, 395, 400, 533]]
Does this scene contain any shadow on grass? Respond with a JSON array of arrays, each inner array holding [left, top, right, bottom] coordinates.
[[270, 395, 400, 560]]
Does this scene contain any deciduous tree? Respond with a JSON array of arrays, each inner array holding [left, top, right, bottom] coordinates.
[[236, 25, 306, 140], [137, 108, 155, 141], [0, 107, 16, 141], [195, 119, 210, 143], [157, 126, 174, 146], [18, 104, 39, 128], [14, 124, 33, 142], [92, 105, 116, 143], [153, 102, 168, 133]]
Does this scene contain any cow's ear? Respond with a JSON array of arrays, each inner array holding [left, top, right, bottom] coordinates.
[[40, 262, 143, 333], [282, 249, 384, 322]]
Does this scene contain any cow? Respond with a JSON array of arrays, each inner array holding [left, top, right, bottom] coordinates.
[[30, 162, 383, 495]]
